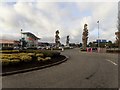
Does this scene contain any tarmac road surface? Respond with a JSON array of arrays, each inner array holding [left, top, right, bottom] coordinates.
[[2, 48, 118, 88]]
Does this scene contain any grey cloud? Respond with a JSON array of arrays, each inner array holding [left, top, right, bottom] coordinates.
[[0, 2, 118, 44]]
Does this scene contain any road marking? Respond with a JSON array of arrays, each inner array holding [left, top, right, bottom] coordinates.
[[105, 59, 117, 66]]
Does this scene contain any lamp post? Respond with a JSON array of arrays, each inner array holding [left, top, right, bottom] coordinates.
[[97, 21, 100, 52], [21, 29, 23, 50]]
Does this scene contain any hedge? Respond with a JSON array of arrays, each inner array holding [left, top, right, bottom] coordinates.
[[2, 59, 20, 66], [40, 51, 60, 57], [106, 50, 120, 53], [37, 57, 51, 62], [0, 50, 19, 53], [20, 55, 32, 62]]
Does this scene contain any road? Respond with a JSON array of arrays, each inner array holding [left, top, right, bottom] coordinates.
[[2, 48, 118, 88]]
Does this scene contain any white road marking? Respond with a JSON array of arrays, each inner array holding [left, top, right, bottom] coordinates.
[[105, 59, 117, 66]]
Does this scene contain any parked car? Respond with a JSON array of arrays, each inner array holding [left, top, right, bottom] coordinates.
[[13, 46, 20, 50], [70, 47, 73, 49], [46, 46, 51, 50], [37, 46, 46, 50], [59, 47, 63, 49]]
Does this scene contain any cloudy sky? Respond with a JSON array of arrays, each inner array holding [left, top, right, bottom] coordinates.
[[0, 0, 118, 44]]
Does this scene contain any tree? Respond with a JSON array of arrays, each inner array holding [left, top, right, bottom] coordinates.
[[116, 2, 120, 48], [107, 41, 112, 48], [80, 43, 82, 47], [118, 2, 120, 32], [82, 24, 89, 50], [55, 30, 60, 48], [88, 42, 92, 47], [20, 38, 27, 49], [66, 35, 70, 46]]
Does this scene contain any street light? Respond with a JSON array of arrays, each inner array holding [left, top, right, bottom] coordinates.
[[97, 21, 99, 46], [21, 29, 23, 50], [97, 21, 100, 52]]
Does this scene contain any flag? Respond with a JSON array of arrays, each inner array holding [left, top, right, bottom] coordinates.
[[97, 21, 99, 23]]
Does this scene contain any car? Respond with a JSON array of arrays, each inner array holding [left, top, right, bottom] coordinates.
[[13, 46, 20, 50], [70, 47, 73, 49], [59, 47, 64, 49], [37, 46, 46, 50], [46, 46, 51, 50]]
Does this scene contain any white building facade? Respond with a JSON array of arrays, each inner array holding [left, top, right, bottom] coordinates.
[[22, 32, 40, 48]]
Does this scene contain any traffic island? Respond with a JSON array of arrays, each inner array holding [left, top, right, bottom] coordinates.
[[2, 55, 68, 76], [1, 50, 68, 76]]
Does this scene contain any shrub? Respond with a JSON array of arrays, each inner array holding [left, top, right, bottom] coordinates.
[[36, 53, 44, 57], [19, 53, 27, 56], [1, 54, 12, 59], [42, 51, 53, 57], [9, 54, 20, 60], [20, 50, 60, 57], [1, 50, 60, 66], [2, 59, 11, 66], [41, 51, 60, 57], [2, 59, 20, 66], [27, 53, 35, 56], [52, 52, 60, 57], [42, 57, 51, 61], [45, 57, 51, 60], [0, 50, 19, 53], [37, 57, 51, 62], [43, 58, 49, 61], [27, 53, 36, 60], [1, 54, 20, 60], [20, 55, 32, 62], [10, 59, 20, 65], [20, 50, 41, 53], [37, 57, 45, 61], [106, 50, 120, 53]]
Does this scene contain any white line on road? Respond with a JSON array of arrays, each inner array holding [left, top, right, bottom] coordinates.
[[105, 59, 117, 66]]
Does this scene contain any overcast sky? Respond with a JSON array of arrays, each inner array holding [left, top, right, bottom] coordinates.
[[0, 0, 118, 44]]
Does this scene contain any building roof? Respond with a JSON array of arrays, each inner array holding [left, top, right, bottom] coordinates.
[[0, 39, 20, 44], [22, 32, 40, 39], [0, 39, 15, 44]]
